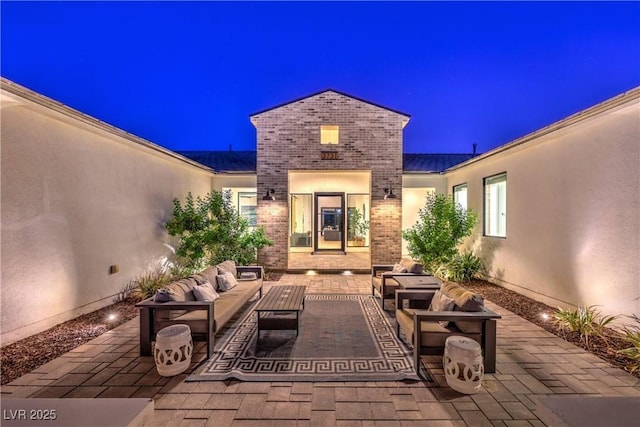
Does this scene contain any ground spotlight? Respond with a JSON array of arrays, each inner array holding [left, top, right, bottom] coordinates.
[[107, 313, 117, 322]]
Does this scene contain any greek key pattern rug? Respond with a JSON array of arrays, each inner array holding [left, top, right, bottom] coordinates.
[[188, 294, 419, 382]]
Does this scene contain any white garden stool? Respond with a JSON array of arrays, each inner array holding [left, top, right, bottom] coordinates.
[[154, 324, 193, 376], [443, 336, 484, 394]]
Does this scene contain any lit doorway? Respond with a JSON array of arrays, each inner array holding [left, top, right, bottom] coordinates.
[[314, 192, 345, 253]]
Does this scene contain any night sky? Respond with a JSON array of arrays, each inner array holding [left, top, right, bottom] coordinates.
[[2, 1, 639, 154]]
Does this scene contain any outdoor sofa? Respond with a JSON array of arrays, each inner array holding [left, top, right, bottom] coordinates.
[[371, 258, 431, 310], [136, 260, 263, 358], [395, 281, 501, 374]]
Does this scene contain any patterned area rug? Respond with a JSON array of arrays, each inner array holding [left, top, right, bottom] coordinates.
[[188, 294, 420, 382]]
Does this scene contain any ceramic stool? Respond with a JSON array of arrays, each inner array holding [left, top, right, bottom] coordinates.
[[154, 324, 193, 376], [443, 336, 484, 394]]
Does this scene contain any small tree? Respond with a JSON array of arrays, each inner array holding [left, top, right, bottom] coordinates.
[[166, 190, 272, 268], [402, 193, 477, 274]]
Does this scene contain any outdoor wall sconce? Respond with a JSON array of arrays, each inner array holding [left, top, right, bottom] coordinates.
[[262, 188, 276, 201], [384, 187, 397, 199]]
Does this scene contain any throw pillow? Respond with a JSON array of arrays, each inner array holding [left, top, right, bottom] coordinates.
[[392, 263, 408, 273], [428, 290, 456, 327], [154, 288, 171, 303], [193, 281, 220, 302], [216, 271, 239, 292]]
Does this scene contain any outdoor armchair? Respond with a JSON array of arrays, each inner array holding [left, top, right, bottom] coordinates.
[[395, 287, 501, 375], [371, 259, 431, 310]]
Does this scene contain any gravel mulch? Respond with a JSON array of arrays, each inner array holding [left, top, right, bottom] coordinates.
[[1, 278, 638, 386], [1, 300, 139, 385], [464, 279, 639, 380]]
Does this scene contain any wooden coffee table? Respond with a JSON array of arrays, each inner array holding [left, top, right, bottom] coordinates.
[[394, 275, 442, 290], [254, 285, 306, 338]]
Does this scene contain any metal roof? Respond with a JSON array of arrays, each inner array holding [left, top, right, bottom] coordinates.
[[177, 151, 257, 173], [178, 150, 476, 173], [402, 153, 477, 173]]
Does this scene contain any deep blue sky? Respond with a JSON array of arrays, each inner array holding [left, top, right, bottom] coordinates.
[[2, 2, 639, 154]]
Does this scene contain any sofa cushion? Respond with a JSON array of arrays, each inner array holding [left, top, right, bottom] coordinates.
[[199, 267, 219, 288], [193, 281, 220, 302], [165, 278, 197, 302], [400, 259, 424, 274], [441, 281, 484, 312], [190, 274, 208, 285], [217, 271, 239, 291], [217, 260, 238, 278], [168, 279, 262, 333]]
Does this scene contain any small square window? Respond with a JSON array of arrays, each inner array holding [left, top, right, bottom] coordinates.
[[321, 125, 339, 144]]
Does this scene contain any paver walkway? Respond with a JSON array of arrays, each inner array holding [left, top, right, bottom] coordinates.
[[1, 274, 639, 426]]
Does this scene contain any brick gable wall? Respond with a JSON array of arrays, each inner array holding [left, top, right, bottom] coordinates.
[[252, 91, 406, 269]]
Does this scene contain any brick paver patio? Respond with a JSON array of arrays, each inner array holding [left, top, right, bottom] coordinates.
[[2, 274, 639, 426]]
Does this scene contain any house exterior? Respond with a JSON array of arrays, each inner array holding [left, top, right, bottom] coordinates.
[[1, 77, 638, 344]]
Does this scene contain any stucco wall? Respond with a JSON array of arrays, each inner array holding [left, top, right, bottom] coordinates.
[[251, 91, 408, 269], [1, 96, 213, 344], [445, 96, 640, 321], [401, 174, 446, 256]]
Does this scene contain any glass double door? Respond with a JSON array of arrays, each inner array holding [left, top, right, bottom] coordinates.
[[314, 192, 345, 252]]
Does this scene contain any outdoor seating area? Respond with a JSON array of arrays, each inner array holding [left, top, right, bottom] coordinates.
[[2, 274, 639, 426], [135, 261, 264, 359]]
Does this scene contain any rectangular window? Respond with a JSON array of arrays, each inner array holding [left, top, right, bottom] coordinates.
[[238, 192, 257, 227], [453, 183, 468, 211], [484, 173, 507, 237], [290, 194, 312, 247], [321, 125, 339, 144], [347, 193, 370, 247]]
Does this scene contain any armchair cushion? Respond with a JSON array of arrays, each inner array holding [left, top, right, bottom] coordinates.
[[441, 281, 484, 312], [371, 275, 399, 295], [399, 259, 424, 274], [397, 309, 471, 347]]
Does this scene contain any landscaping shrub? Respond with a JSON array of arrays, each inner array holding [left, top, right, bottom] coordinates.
[[166, 190, 272, 268], [439, 251, 485, 282], [553, 305, 618, 348], [130, 268, 173, 301], [619, 314, 640, 373], [402, 193, 477, 274]]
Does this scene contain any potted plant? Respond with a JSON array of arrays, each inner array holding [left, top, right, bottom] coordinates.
[[348, 207, 369, 246]]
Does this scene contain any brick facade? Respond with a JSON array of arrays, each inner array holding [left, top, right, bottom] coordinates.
[[250, 90, 409, 270]]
